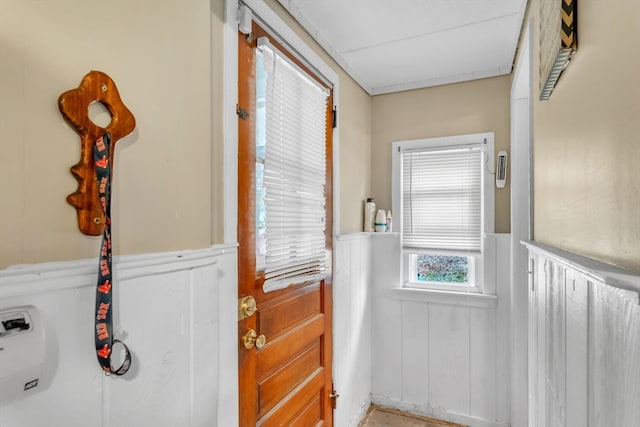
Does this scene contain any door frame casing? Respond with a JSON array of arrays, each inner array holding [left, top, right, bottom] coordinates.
[[509, 18, 533, 427], [222, 0, 340, 424]]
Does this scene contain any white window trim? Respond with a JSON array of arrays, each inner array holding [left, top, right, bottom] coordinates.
[[391, 132, 495, 295]]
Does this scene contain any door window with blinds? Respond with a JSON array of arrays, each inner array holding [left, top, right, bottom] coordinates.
[[392, 133, 495, 292], [255, 37, 330, 293]]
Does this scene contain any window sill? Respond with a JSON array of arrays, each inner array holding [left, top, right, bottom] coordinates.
[[391, 287, 497, 309]]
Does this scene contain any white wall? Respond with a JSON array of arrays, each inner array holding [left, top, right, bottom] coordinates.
[[0, 245, 238, 427], [333, 234, 372, 427], [370, 234, 511, 427], [526, 242, 640, 427]]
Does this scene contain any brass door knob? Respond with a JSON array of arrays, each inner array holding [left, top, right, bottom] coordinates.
[[243, 329, 267, 350]]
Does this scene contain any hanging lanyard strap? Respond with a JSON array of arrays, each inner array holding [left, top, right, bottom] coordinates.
[[94, 133, 131, 376]]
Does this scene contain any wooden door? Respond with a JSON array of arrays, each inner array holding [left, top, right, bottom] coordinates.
[[237, 23, 334, 427]]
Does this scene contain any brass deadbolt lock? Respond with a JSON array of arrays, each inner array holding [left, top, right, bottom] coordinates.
[[238, 295, 257, 321]]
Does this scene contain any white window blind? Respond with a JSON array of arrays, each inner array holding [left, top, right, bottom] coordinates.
[[257, 39, 329, 293], [401, 145, 482, 252]]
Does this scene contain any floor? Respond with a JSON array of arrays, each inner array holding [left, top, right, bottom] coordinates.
[[358, 406, 468, 427]]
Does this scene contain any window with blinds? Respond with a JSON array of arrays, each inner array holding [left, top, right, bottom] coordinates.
[[401, 145, 482, 252], [255, 38, 330, 293], [392, 133, 495, 291]]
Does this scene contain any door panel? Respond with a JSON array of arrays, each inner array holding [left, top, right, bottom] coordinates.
[[259, 342, 321, 414], [290, 393, 323, 427], [238, 21, 333, 427], [257, 315, 325, 381], [260, 372, 325, 427], [258, 283, 322, 341]]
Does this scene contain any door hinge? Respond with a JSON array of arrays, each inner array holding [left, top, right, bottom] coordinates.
[[236, 105, 249, 120], [332, 106, 337, 129], [329, 388, 339, 409]]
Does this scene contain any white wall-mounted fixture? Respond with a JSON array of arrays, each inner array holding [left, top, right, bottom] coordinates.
[[238, 5, 252, 35], [0, 306, 52, 403], [496, 150, 508, 188]]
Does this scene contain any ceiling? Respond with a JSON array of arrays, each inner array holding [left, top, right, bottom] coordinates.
[[276, 0, 528, 95]]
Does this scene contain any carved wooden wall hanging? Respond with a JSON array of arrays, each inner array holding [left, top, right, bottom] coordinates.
[[58, 71, 136, 235]]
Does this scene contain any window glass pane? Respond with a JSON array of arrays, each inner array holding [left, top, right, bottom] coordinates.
[[256, 162, 266, 267], [256, 52, 267, 269], [416, 254, 468, 284]]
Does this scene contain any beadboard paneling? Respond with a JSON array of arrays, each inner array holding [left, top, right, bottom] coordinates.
[[334, 233, 372, 427], [371, 234, 511, 427], [0, 245, 237, 427], [525, 241, 640, 427]]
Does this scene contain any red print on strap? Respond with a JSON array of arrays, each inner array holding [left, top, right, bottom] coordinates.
[[100, 260, 110, 277], [97, 344, 111, 359], [95, 155, 109, 169], [96, 136, 106, 152], [96, 302, 110, 321], [98, 280, 112, 294], [99, 177, 108, 194], [96, 323, 109, 340]]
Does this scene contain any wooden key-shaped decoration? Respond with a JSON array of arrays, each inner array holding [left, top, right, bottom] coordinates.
[[59, 71, 136, 236]]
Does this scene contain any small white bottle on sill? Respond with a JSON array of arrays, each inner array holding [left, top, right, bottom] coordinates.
[[375, 209, 387, 232], [386, 210, 392, 232], [364, 198, 376, 232]]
